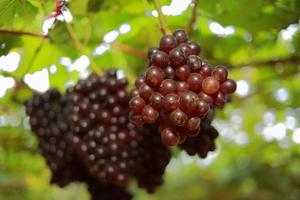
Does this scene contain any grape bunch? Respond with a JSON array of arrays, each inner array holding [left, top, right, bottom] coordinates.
[[133, 124, 171, 193], [179, 109, 219, 158], [24, 89, 82, 187], [129, 29, 236, 147], [67, 71, 142, 187]]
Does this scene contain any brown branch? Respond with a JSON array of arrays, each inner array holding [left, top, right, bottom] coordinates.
[[234, 56, 300, 68], [0, 28, 45, 38], [111, 43, 147, 61], [187, 0, 199, 35]]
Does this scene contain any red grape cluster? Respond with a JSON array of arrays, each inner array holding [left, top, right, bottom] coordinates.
[[129, 29, 236, 146], [179, 109, 219, 158], [67, 71, 140, 187], [24, 89, 82, 187]]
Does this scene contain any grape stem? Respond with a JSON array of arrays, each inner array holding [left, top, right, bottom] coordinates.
[[187, 0, 199, 35], [65, 23, 103, 75], [153, 0, 171, 35]]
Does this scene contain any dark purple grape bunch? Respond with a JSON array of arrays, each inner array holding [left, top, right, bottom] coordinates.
[[25, 89, 81, 187], [179, 109, 219, 158], [67, 70, 142, 187], [129, 29, 236, 147], [133, 124, 171, 193]]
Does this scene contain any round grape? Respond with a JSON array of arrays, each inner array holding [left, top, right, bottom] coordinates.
[[175, 65, 191, 81], [142, 105, 159, 124], [202, 76, 220, 95], [159, 35, 178, 53], [169, 48, 186, 67], [129, 96, 146, 114], [173, 29, 188, 43], [161, 128, 180, 146], [187, 73, 203, 93], [212, 66, 228, 83], [220, 79, 236, 94], [188, 42, 201, 55], [169, 109, 188, 127], [159, 79, 177, 95], [151, 51, 169, 68], [163, 93, 180, 113], [145, 66, 165, 88]]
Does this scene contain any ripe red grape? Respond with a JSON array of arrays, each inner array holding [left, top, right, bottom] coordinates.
[[175, 65, 191, 81], [169, 108, 188, 127], [202, 76, 220, 94], [159, 35, 178, 53], [145, 66, 165, 88], [173, 29, 188, 43], [161, 128, 180, 146], [169, 48, 186, 67]]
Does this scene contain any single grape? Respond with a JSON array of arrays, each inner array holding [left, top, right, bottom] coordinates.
[[176, 81, 189, 95], [151, 51, 169, 68], [196, 100, 210, 117], [212, 66, 228, 83], [187, 73, 203, 93], [173, 29, 188, 43], [148, 47, 159, 60], [161, 128, 180, 146], [186, 117, 201, 131], [159, 35, 178, 53], [214, 92, 226, 107], [178, 43, 192, 58], [149, 92, 164, 110], [135, 76, 145, 88], [159, 79, 177, 95], [164, 66, 176, 79], [169, 48, 186, 67], [175, 65, 191, 81], [129, 96, 146, 114], [142, 105, 159, 124], [197, 92, 214, 105], [199, 63, 212, 77], [188, 42, 201, 55], [145, 66, 165, 88], [179, 91, 199, 115], [169, 108, 188, 127], [163, 93, 180, 113], [220, 79, 236, 94], [187, 55, 202, 72], [138, 83, 154, 101], [202, 76, 220, 95]]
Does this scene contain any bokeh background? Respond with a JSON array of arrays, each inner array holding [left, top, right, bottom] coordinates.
[[1, 0, 300, 199]]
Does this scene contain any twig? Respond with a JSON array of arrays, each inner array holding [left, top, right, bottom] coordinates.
[[0, 28, 45, 38], [111, 43, 147, 61], [187, 0, 199, 35], [234, 56, 300, 68], [153, 0, 171, 35], [65, 23, 103, 75]]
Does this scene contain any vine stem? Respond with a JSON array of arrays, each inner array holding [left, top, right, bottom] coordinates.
[[0, 28, 45, 38], [65, 23, 103, 75], [153, 0, 171, 35], [187, 0, 199, 35]]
